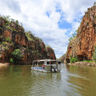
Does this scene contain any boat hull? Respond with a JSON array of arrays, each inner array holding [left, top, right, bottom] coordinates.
[[31, 66, 61, 73]]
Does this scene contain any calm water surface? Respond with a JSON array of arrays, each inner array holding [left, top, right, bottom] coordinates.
[[0, 64, 96, 96]]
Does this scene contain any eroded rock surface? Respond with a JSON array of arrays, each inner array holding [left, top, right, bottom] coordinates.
[[66, 5, 96, 62], [0, 16, 56, 64]]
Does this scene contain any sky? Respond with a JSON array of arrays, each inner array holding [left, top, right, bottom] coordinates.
[[0, 0, 95, 58]]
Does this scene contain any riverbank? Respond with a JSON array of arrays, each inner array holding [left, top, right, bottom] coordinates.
[[67, 61, 96, 67], [0, 63, 9, 68]]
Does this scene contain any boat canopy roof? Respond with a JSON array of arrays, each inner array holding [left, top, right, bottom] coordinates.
[[33, 59, 61, 63]]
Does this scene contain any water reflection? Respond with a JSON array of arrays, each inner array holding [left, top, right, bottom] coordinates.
[[0, 64, 9, 77], [66, 65, 96, 96]]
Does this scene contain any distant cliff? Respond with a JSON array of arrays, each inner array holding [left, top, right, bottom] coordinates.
[[66, 4, 96, 63], [59, 54, 66, 63], [0, 16, 56, 64]]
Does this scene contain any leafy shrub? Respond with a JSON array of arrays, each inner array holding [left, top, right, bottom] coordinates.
[[93, 46, 96, 62], [16, 20, 19, 25], [70, 56, 78, 63], [10, 58, 14, 63], [25, 31, 34, 41], [2, 41, 8, 45], [5, 37, 11, 42], [3, 16, 10, 21], [69, 32, 77, 42], [3, 16, 11, 27], [12, 49, 22, 59], [5, 25, 12, 31], [2, 46, 9, 50]]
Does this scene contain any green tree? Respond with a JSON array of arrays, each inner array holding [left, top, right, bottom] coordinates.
[[70, 56, 78, 63], [25, 31, 34, 41], [12, 49, 22, 59], [5, 37, 11, 42], [16, 20, 19, 25], [10, 58, 14, 63]]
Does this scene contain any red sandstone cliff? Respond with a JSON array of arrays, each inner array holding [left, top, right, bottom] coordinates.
[[66, 4, 96, 63], [0, 16, 56, 64]]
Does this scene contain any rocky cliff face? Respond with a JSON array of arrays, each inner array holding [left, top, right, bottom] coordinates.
[[66, 4, 96, 63], [59, 54, 66, 63], [0, 16, 56, 64]]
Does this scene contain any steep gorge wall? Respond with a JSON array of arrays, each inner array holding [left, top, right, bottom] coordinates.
[[0, 16, 56, 64], [66, 5, 96, 62]]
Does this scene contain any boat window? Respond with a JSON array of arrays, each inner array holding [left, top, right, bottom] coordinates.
[[58, 61, 61, 64], [51, 61, 56, 64], [38, 61, 44, 65], [47, 62, 49, 64], [33, 62, 36, 65]]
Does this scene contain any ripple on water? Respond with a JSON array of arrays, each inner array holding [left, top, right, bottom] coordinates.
[[0, 64, 96, 96]]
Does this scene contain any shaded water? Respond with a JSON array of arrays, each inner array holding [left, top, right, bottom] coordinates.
[[0, 64, 96, 96]]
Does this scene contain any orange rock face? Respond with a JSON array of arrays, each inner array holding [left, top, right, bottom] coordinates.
[[66, 5, 96, 62], [0, 16, 56, 64], [3, 30, 12, 39], [46, 46, 56, 60], [14, 33, 27, 46]]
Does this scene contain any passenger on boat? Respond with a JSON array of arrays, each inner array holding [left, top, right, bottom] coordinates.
[[42, 64, 45, 69]]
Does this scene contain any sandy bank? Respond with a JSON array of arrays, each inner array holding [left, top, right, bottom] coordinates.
[[67, 62, 96, 67], [0, 63, 9, 68]]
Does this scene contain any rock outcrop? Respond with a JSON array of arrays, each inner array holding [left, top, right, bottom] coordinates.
[[66, 4, 96, 63], [0, 16, 56, 64]]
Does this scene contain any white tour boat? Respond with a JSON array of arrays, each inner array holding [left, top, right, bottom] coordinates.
[[31, 59, 61, 72]]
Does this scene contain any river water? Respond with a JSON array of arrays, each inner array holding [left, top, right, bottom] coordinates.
[[0, 64, 96, 96]]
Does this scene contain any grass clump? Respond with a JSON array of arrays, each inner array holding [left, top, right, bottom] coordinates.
[[70, 56, 78, 63], [82, 60, 93, 63], [25, 31, 34, 41], [69, 32, 77, 42], [93, 46, 96, 62]]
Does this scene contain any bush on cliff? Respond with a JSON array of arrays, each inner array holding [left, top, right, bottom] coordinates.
[[69, 32, 77, 42], [12, 49, 22, 59], [70, 56, 78, 63], [83, 60, 93, 63], [10, 58, 14, 63], [93, 46, 96, 62], [25, 31, 34, 41], [5, 37, 11, 42]]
